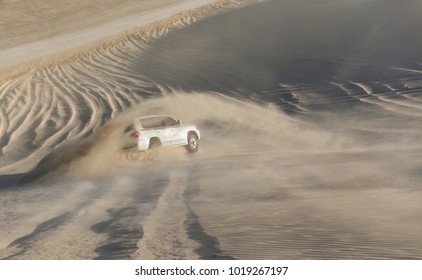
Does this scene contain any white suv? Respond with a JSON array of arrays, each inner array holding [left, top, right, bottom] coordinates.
[[122, 115, 200, 153]]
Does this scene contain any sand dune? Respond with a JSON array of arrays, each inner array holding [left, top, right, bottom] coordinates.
[[0, 0, 255, 173], [1, 0, 422, 260]]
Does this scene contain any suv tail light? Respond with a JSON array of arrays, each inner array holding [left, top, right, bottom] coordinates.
[[130, 131, 141, 138]]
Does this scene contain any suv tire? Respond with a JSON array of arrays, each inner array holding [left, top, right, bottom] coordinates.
[[185, 133, 199, 153]]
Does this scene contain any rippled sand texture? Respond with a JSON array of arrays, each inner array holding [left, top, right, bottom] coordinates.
[[1, 0, 422, 259]]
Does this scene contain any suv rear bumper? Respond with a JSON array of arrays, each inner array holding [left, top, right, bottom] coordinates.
[[137, 139, 149, 151]]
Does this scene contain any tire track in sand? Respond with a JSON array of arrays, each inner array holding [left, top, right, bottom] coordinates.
[[133, 163, 233, 260]]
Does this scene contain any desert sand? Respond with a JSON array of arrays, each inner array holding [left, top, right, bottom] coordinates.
[[1, 0, 422, 260]]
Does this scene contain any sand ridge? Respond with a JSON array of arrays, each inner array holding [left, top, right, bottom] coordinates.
[[0, 0, 260, 79]]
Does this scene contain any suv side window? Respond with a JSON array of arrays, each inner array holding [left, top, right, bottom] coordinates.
[[164, 117, 178, 127], [141, 117, 166, 129]]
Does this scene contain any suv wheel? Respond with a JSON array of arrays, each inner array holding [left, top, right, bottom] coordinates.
[[185, 133, 199, 153]]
